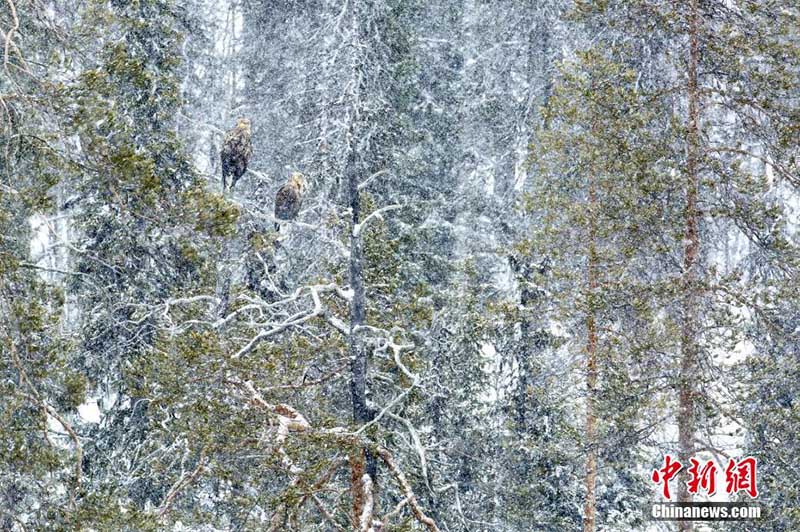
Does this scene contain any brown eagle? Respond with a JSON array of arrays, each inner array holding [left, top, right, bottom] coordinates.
[[220, 118, 252, 191], [274, 172, 307, 230]]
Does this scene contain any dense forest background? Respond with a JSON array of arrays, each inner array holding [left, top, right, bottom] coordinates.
[[1, 1, 798, 531]]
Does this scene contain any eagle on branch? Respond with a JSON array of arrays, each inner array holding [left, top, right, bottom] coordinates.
[[274, 172, 307, 231], [220, 117, 252, 192]]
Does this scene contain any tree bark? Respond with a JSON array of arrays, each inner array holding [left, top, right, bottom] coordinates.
[[584, 172, 599, 532], [347, 131, 374, 467], [678, 1, 701, 530], [346, 3, 377, 527]]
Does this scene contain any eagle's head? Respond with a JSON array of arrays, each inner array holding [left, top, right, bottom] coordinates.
[[289, 172, 308, 195], [236, 117, 251, 131]]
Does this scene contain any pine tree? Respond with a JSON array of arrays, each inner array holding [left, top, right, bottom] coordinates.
[[54, 0, 234, 527], [2, 1, 93, 527], [569, 2, 800, 529], [526, 49, 675, 530]]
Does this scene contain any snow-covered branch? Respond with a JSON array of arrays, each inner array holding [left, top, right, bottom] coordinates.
[[352, 204, 403, 238], [357, 168, 389, 191]]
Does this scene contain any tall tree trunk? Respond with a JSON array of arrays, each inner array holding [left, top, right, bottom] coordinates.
[[346, 4, 376, 528], [584, 175, 599, 532], [347, 115, 376, 532], [347, 129, 373, 454], [678, 1, 701, 529]]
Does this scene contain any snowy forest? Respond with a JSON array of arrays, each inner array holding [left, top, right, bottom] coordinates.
[[1, 0, 798, 531]]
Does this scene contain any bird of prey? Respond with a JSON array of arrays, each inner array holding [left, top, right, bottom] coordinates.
[[220, 117, 252, 192], [274, 172, 307, 230]]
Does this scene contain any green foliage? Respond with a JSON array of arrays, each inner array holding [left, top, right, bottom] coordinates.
[[521, 39, 686, 530], [182, 186, 240, 237], [3, 0, 797, 529]]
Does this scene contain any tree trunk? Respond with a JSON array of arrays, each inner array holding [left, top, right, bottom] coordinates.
[[347, 131, 373, 453], [678, 1, 701, 530], [347, 120, 377, 531], [584, 175, 599, 532], [346, 4, 376, 528]]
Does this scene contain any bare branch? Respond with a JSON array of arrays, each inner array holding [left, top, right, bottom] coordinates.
[[359, 474, 375, 532], [3, 0, 20, 72], [377, 448, 441, 532], [353, 204, 403, 238], [157, 449, 208, 519], [357, 169, 389, 191]]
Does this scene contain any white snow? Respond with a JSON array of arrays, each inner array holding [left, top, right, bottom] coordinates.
[[78, 399, 102, 424]]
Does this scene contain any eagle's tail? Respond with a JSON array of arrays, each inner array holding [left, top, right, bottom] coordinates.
[[221, 159, 233, 192]]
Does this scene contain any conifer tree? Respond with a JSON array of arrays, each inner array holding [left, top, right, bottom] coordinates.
[[526, 49, 676, 530], [568, 2, 799, 529]]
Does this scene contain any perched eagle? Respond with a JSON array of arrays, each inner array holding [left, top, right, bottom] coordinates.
[[274, 172, 307, 230], [220, 118, 252, 192]]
